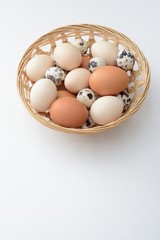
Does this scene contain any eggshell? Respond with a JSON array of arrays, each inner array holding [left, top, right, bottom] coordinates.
[[116, 49, 135, 71], [80, 55, 91, 69], [45, 66, 66, 85], [77, 88, 96, 108], [65, 68, 91, 93], [57, 90, 76, 98], [89, 66, 129, 96], [26, 54, 54, 82], [90, 96, 123, 125], [50, 53, 57, 65], [88, 57, 106, 72], [50, 97, 88, 128], [56, 84, 66, 91], [117, 90, 132, 112], [91, 41, 119, 65], [82, 117, 96, 129], [54, 43, 82, 71], [72, 39, 88, 55], [30, 78, 57, 112]]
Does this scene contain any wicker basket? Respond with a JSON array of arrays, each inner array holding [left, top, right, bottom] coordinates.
[[17, 24, 150, 134]]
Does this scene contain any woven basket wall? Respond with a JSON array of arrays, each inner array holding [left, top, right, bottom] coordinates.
[[17, 24, 150, 134]]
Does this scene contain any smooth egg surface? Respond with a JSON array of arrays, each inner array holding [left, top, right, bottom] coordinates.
[[26, 54, 54, 82], [89, 66, 129, 96], [65, 68, 91, 93], [91, 41, 119, 66], [54, 43, 82, 71], [57, 90, 76, 99], [90, 96, 123, 125], [50, 97, 88, 128], [30, 78, 57, 112]]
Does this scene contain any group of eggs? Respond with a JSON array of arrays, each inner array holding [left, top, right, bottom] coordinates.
[[26, 38, 135, 129]]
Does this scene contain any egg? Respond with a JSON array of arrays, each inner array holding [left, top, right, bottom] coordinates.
[[80, 55, 91, 69], [50, 53, 57, 66], [89, 66, 129, 96], [117, 49, 135, 71], [128, 82, 135, 91], [77, 88, 96, 108], [45, 66, 66, 85], [88, 57, 106, 72], [90, 96, 123, 125], [54, 43, 82, 71], [116, 90, 132, 111], [50, 97, 88, 128], [82, 117, 96, 129], [91, 41, 119, 65], [56, 84, 66, 91], [65, 68, 91, 93], [30, 78, 57, 112], [57, 90, 76, 98], [72, 39, 88, 55], [26, 54, 54, 82]]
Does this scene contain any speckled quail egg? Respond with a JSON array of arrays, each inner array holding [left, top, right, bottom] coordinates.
[[77, 88, 97, 108], [88, 57, 106, 72], [72, 39, 88, 55], [82, 116, 96, 129], [116, 90, 132, 111], [45, 66, 66, 85], [116, 49, 135, 71], [50, 53, 57, 66]]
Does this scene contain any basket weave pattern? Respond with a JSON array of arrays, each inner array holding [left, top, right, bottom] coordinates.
[[17, 24, 150, 134]]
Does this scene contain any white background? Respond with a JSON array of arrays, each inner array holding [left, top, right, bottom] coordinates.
[[0, 0, 160, 239]]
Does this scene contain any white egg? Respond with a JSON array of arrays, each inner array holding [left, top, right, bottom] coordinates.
[[26, 54, 54, 82], [30, 78, 57, 112], [65, 68, 91, 93], [90, 96, 123, 125], [91, 41, 119, 66], [54, 43, 82, 71]]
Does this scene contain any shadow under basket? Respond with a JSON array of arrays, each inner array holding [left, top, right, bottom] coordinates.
[[17, 24, 150, 134]]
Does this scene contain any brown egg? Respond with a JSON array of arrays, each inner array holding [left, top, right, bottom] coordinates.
[[80, 55, 91, 69], [56, 84, 67, 91], [57, 90, 76, 99], [50, 97, 88, 128], [89, 66, 129, 96]]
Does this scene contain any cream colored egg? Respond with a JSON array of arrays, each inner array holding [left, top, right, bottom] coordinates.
[[65, 68, 91, 93], [54, 43, 82, 71], [26, 54, 54, 82], [91, 41, 119, 66], [30, 78, 57, 112], [90, 96, 123, 125]]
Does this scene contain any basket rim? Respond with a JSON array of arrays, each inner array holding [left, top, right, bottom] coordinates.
[[17, 23, 151, 134]]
